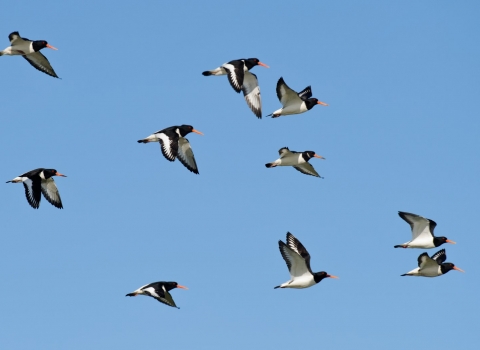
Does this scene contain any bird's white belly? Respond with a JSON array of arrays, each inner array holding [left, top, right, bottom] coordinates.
[[286, 276, 315, 288], [280, 102, 307, 116], [407, 236, 435, 248]]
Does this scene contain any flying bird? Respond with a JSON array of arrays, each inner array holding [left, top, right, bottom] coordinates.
[[265, 147, 325, 177], [267, 77, 327, 118], [202, 58, 269, 118], [401, 249, 464, 277], [126, 281, 187, 309], [395, 211, 456, 249], [6, 168, 66, 209], [275, 232, 338, 289], [138, 125, 203, 174], [0, 31, 59, 78]]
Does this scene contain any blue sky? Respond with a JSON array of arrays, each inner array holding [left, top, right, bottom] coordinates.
[[2, 1, 480, 349]]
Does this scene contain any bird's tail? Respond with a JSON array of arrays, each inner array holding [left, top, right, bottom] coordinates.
[[265, 163, 276, 168], [400, 274, 410, 277], [202, 71, 212, 76], [125, 293, 136, 297], [274, 285, 281, 289], [137, 139, 148, 143], [394, 245, 406, 248]]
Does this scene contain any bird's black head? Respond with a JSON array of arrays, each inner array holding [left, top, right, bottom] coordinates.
[[164, 281, 188, 291], [433, 236, 456, 247], [32, 40, 58, 52], [43, 169, 67, 179], [245, 58, 269, 70], [440, 263, 464, 275], [301, 151, 324, 162], [178, 125, 203, 137], [304, 98, 328, 111], [313, 271, 338, 284]]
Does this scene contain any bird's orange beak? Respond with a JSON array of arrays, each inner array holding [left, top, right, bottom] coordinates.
[[55, 172, 67, 177], [314, 154, 325, 159], [327, 275, 339, 279], [46, 44, 58, 50], [176, 284, 188, 290], [192, 129, 204, 136], [258, 62, 269, 68], [453, 266, 465, 273], [446, 239, 456, 244], [317, 101, 328, 106]]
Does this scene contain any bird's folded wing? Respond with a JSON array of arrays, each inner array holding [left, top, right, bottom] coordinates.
[[23, 52, 59, 78], [242, 72, 262, 118], [41, 178, 63, 208], [177, 137, 199, 174], [293, 163, 321, 177]]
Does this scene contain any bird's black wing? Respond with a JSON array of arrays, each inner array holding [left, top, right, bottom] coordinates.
[[431, 249, 447, 264], [286, 232, 313, 273], [297, 86, 312, 100]]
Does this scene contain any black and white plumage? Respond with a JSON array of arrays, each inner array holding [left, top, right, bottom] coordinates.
[[265, 147, 325, 178], [202, 58, 269, 118], [138, 125, 203, 174], [267, 77, 327, 118], [275, 232, 338, 289], [0, 31, 59, 78], [401, 249, 464, 277], [126, 281, 188, 309], [394, 211, 456, 249], [6, 168, 66, 209]]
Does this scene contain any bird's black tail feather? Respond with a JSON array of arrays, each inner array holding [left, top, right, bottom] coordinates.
[[202, 71, 212, 76]]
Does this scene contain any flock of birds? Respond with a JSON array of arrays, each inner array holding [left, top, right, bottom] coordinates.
[[2, 31, 465, 309]]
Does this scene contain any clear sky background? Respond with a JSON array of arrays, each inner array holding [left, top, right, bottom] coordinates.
[[1, 1, 480, 349]]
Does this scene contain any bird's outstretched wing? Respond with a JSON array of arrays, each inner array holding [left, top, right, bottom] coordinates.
[[297, 86, 312, 100], [278, 240, 311, 280], [23, 52, 59, 78], [398, 211, 436, 240], [431, 249, 447, 264], [177, 137, 199, 174], [286, 232, 313, 273], [23, 178, 41, 209], [242, 71, 262, 118], [157, 133, 178, 161], [41, 178, 63, 208], [293, 163, 321, 177], [143, 287, 178, 308], [276, 77, 302, 107], [222, 60, 244, 93]]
